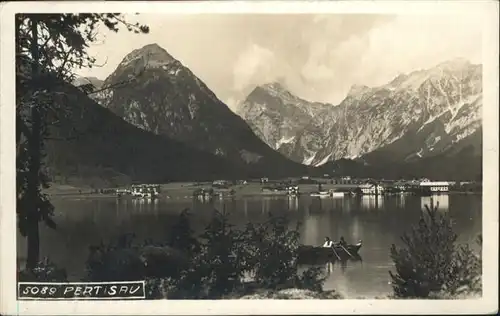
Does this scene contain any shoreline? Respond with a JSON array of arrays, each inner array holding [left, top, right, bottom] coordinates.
[[44, 182, 482, 199], [45, 188, 482, 200]]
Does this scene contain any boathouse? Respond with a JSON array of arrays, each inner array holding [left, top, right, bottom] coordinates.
[[419, 181, 450, 193], [359, 183, 385, 195]]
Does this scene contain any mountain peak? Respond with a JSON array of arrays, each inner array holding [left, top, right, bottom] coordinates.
[[347, 84, 370, 97], [261, 82, 288, 92], [435, 57, 471, 70], [238, 58, 481, 170], [388, 73, 409, 86], [141, 43, 163, 50], [73, 76, 103, 88], [386, 58, 477, 91], [118, 43, 176, 69], [422, 58, 473, 78]]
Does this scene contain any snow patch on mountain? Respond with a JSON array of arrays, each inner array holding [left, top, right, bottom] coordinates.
[[303, 153, 317, 165], [316, 153, 333, 166], [119, 43, 175, 70], [276, 135, 296, 149], [238, 58, 482, 166], [93, 43, 303, 172]]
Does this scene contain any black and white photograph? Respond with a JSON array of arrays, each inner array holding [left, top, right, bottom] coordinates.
[[0, 1, 498, 315]]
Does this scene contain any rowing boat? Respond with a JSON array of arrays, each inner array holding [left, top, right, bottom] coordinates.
[[297, 240, 363, 264]]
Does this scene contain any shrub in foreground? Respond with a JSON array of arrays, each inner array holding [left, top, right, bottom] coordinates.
[[18, 257, 67, 282], [389, 199, 482, 298], [85, 209, 327, 299]]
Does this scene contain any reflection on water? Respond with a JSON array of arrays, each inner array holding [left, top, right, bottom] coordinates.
[[287, 196, 299, 212], [325, 261, 334, 274], [342, 198, 352, 213], [421, 195, 449, 211], [340, 259, 348, 273], [351, 217, 360, 240], [360, 195, 385, 210], [17, 194, 482, 298], [304, 216, 321, 245], [395, 194, 406, 208], [130, 198, 161, 214], [262, 198, 270, 214]]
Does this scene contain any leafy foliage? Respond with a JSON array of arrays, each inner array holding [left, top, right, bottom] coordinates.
[[85, 211, 327, 299], [294, 266, 327, 292], [169, 209, 247, 298], [18, 257, 67, 282], [389, 199, 482, 298], [85, 236, 145, 282], [244, 214, 303, 288], [16, 14, 149, 82], [16, 13, 149, 269], [167, 209, 200, 255]]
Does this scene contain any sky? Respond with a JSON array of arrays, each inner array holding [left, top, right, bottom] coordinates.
[[77, 13, 483, 111]]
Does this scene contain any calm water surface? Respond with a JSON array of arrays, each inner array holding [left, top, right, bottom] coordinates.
[[17, 194, 482, 298]]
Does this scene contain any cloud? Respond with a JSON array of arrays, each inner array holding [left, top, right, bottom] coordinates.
[[353, 14, 483, 86], [232, 43, 275, 91], [79, 13, 484, 111], [224, 14, 392, 106]]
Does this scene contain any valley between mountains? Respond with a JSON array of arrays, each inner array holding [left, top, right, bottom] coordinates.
[[66, 43, 482, 185]]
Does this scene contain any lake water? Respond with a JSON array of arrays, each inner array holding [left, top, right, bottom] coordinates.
[[17, 194, 482, 298]]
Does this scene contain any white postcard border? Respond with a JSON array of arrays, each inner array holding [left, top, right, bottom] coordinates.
[[1, 1, 498, 315]]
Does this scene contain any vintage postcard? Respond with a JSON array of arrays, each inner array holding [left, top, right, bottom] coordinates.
[[1, 0, 498, 315]]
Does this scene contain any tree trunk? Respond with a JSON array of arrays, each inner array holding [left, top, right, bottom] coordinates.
[[26, 217, 40, 270], [25, 15, 41, 270]]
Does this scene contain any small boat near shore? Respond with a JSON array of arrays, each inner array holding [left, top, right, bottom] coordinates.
[[261, 189, 288, 196], [310, 191, 330, 198], [330, 191, 345, 198], [297, 240, 363, 264], [310, 190, 346, 198]]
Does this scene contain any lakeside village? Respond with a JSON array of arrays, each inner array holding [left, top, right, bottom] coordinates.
[[93, 175, 481, 201]]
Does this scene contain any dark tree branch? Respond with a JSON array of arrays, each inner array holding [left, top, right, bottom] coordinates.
[[16, 13, 150, 270], [86, 54, 150, 96]]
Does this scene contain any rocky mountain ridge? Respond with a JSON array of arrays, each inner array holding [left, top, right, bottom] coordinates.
[[238, 58, 482, 169], [21, 70, 248, 186], [73, 76, 104, 90], [91, 43, 307, 178]]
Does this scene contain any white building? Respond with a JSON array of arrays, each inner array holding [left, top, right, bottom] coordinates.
[[287, 186, 299, 195], [212, 180, 229, 186], [359, 184, 385, 195], [395, 182, 407, 192], [419, 181, 450, 193], [130, 184, 160, 197]]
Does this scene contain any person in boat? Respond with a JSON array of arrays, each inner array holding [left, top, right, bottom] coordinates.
[[322, 237, 334, 248], [339, 236, 347, 247]]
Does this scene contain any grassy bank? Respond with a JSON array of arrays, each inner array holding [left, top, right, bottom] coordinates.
[[45, 182, 361, 199], [45, 181, 482, 205], [46, 182, 482, 201]]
